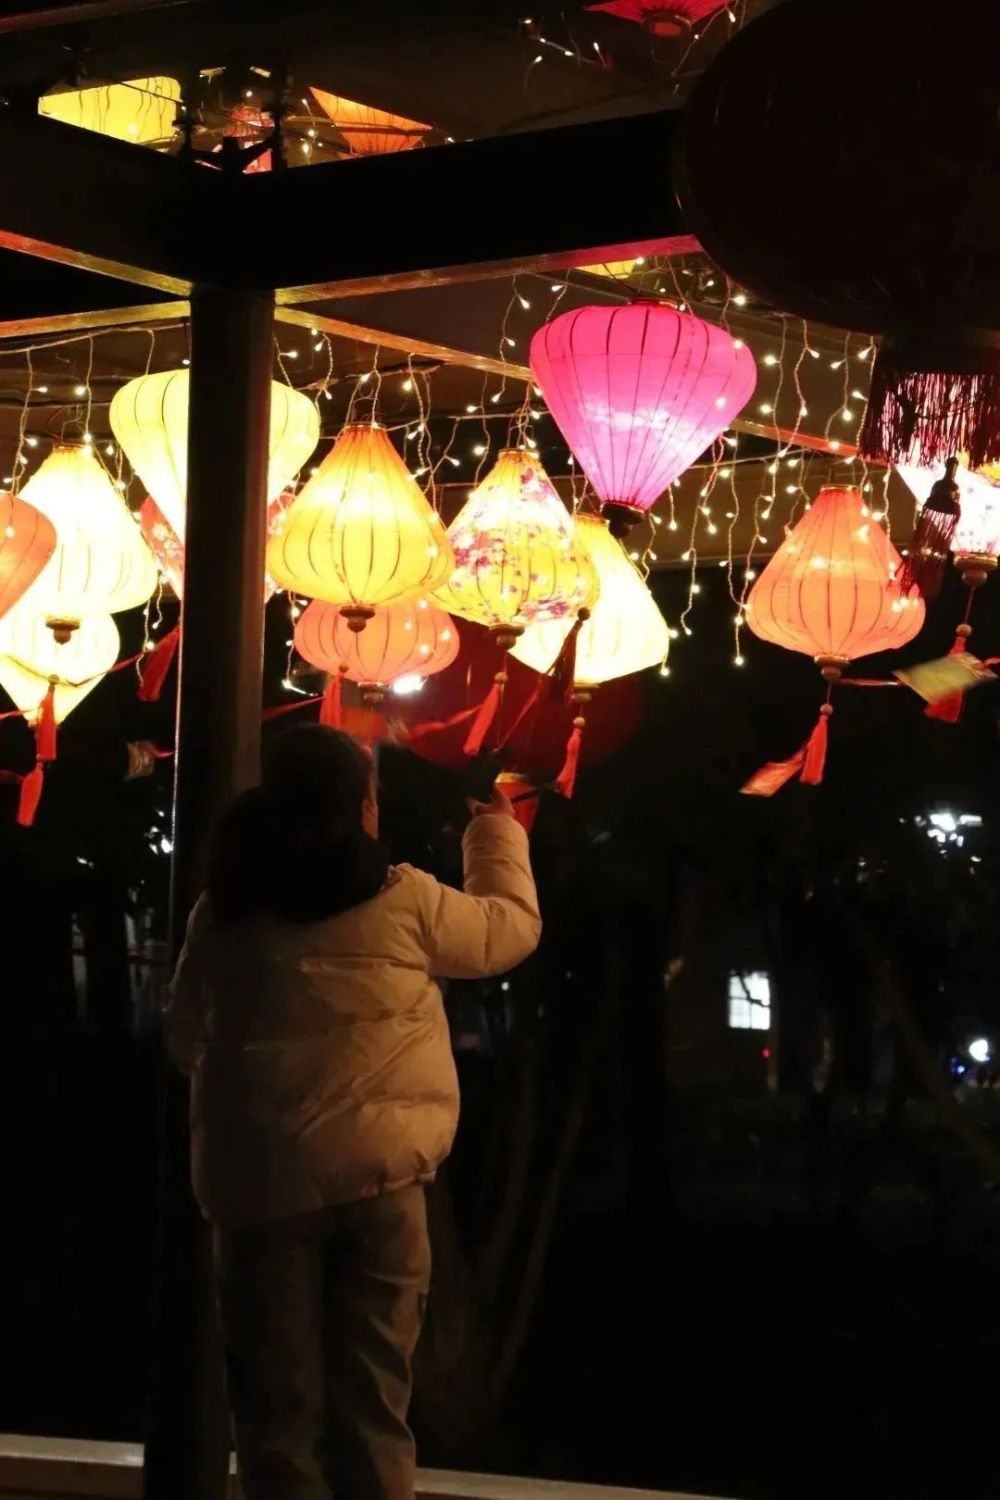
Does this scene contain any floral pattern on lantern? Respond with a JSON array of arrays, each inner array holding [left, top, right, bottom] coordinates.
[[0, 603, 120, 725], [437, 448, 598, 647], [0, 492, 57, 624], [511, 514, 668, 684], [18, 444, 157, 640], [745, 486, 925, 666], [267, 422, 453, 630], [139, 493, 290, 601], [109, 371, 319, 539], [897, 461, 1000, 561], [308, 88, 429, 155], [530, 301, 756, 529], [295, 596, 458, 703]]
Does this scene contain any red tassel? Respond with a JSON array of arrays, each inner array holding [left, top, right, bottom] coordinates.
[[463, 673, 506, 757], [860, 341, 1000, 472], [319, 669, 344, 728], [897, 457, 961, 600], [799, 704, 832, 785], [35, 684, 57, 763], [138, 625, 180, 703], [549, 609, 589, 703], [17, 763, 44, 827], [554, 714, 585, 799]]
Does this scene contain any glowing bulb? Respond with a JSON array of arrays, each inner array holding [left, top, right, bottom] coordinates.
[[763, 354, 777, 366], [969, 1038, 991, 1063], [74, 384, 87, 397]]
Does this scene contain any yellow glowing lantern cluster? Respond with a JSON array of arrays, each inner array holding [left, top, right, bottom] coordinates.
[[295, 596, 458, 703], [0, 604, 120, 726], [18, 444, 157, 641], [268, 422, 453, 631], [308, 88, 429, 155], [438, 448, 599, 648], [39, 77, 181, 144], [512, 514, 669, 685], [109, 371, 320, 539]]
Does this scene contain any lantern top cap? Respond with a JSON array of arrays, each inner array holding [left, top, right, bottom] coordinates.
[[341, 420, 382, 433], [496, 447, 539, 460]]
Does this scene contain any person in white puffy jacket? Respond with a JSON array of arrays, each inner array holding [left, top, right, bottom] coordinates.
[[168, 724, 541, 1500]]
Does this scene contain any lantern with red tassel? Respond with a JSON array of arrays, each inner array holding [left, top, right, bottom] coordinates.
[[675, 0, 1000, 470], [511, 514, 669, 796], [530, 302, 756, 535], [295, 596, 458, 707], [742, 486, 925, 792]]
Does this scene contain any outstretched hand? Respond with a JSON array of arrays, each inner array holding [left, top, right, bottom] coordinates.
[[466, 788, 514, 819]]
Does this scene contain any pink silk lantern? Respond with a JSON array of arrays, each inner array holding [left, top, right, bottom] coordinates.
[[586, 0, 727, 35], [139, 494, 288, 602], [530, 301, 756, 533]]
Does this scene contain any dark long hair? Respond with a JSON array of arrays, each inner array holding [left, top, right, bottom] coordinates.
[[208, 725, 390, 924]]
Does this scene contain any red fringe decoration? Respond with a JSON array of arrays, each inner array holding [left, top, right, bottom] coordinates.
[[463, 675, 506, 757], [17, 764, 44, 827], [897, 457, 961, 600], [35, 684, 57, 764], [319, 669, 343, 728], [860, 340, 1000, 471], [554, 715, 585, 799], [799, 705, 832, 785], [138, 625, 180, 703]]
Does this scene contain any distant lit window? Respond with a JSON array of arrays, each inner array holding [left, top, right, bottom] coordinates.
[[728, 971, 771, 1030]]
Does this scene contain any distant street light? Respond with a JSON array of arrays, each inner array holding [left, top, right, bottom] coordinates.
[[969, 1038, 991, 1064]]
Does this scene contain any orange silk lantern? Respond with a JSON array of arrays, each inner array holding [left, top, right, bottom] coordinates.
[[742, 486, 925, 793], [308, 87, 429, 155], [295, 596, 458, 705], [0, 492, 57, 624], [267, 422, 453, 631]]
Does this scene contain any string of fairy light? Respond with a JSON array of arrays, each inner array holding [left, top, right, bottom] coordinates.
[[0, 260, 892, 693]]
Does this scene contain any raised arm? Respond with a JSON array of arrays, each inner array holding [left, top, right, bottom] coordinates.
[[421, 796, 541, 979], [166, 893, 212, 1075]]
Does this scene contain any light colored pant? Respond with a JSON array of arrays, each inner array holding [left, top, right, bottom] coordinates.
[[214, 1185, 430, 1500]]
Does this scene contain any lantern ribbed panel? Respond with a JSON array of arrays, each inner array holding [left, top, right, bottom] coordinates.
[[511, 515, 669, 684], [0, 493, 57, 624], [0, 605, 119, 723], [267, 423, 453, 610], [897, 462, 1000, 558], [140, 494, 288, 601], [309, 88, 428, 155], [437, 449, 598, 631], [39, 76, 180, 143], [110, 371, 319, 539], [530, 302, 756, 517], [19, 445, 157, 627], [295, 597, 458, 687], [744, 486, 925, 661]]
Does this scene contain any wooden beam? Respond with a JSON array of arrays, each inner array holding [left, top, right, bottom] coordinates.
[[0, 299, 189, 340], [275, 306, 532, 382]]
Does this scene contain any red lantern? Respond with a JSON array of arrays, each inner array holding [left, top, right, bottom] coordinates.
[[586, 0, 727, 36], [400, 617, 640, 782], [295, 596, 458, 705], [675, 0, 1000, 469], [742, 487, 925, 792], [530, 302, 756, 533], [0, 491, 57, 624]]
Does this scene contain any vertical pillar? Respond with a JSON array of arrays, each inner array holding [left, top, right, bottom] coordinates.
[[144, 287, 274, 1500]]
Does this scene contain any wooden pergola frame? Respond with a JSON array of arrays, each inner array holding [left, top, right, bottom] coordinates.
[[0, 98, 692, 1500]]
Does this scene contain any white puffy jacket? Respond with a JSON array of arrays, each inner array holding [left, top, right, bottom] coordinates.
[[168, 813, 540, 1226]]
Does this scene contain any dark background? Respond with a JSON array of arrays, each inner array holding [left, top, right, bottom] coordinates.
[[3, 559, 1000, 1500]]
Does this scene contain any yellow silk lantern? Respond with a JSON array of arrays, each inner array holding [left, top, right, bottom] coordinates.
[[308, 88, 429, 154], [0, 605, 120, 725], [581, 258, 645, 278], [39, 77, 180, 143], [19, 445, 157, 641], [267, 422, 453, 630], [511, 514, 669, 683], [109, 371, 319, 539], [438, 448, 599, 648]]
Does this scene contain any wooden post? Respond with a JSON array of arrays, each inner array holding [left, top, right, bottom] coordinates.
[[144, 287, 274, 1500]]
